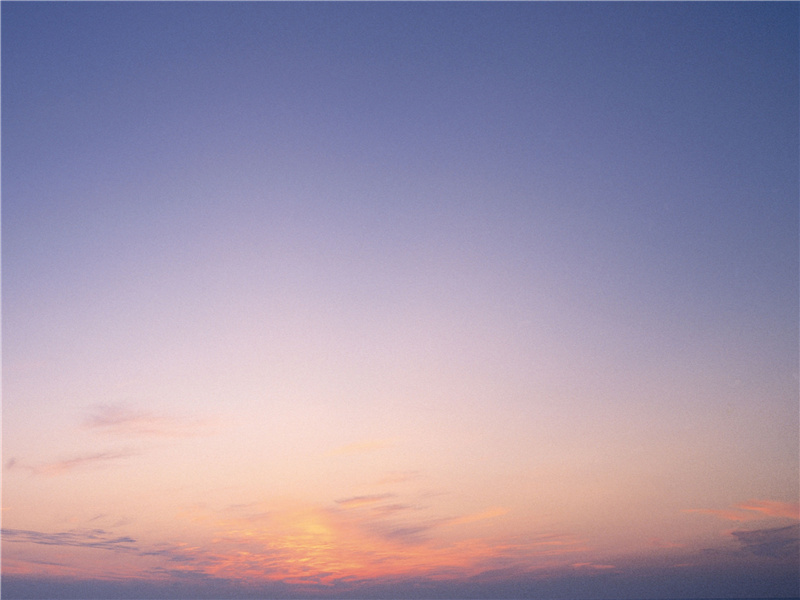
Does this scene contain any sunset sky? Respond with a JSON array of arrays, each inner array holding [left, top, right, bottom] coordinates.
[[2, 2, 798, 599]]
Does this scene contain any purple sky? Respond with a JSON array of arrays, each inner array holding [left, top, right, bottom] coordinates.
[[2, 2, 798, 599]]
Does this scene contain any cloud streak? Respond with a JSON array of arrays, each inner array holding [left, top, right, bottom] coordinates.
[[335, 494, 396, 509], [2, 528, 138, 552], [5, 450, 137, 477], [83, 404, 211, 438], [686, 499, 800, 522]]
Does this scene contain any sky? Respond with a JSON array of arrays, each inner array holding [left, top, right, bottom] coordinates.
[[1, 2, 798, 599]]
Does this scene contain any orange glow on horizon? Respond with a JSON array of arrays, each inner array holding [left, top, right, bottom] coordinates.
[[153, 504, 589, 586]]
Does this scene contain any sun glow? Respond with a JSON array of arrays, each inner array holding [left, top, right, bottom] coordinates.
[[145, 503, 590, 587]]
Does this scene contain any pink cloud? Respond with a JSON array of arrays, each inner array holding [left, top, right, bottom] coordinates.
[[686, 499, 800, 522], [83, 404, 211, 438], [571, 562, 616, 570], [8, 451, 136, 477], [736, 500, 800, 520], [336, 494, 396, 509]]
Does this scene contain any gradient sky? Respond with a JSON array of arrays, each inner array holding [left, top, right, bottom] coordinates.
[[2, 2, 798, 599]]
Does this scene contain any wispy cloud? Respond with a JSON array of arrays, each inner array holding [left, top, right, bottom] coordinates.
[[686, 499, 800, 522], [140, 542, 216, 564], [83, 404, 211, 438], [6, 450, 136, 477], [336, 494, 396, 509], [2, 528, 138, 552], [571, 562, 616, 570], [5, 404, 212, 478], [736, 500, 800, 520], [372, 507, 509, 545]]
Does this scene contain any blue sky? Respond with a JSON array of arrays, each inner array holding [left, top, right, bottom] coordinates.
[[2, 2, 798, 599]]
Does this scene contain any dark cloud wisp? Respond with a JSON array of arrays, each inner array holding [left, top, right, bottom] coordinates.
[[2, 528, 138, 552], [732, 524, 800, 561]]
